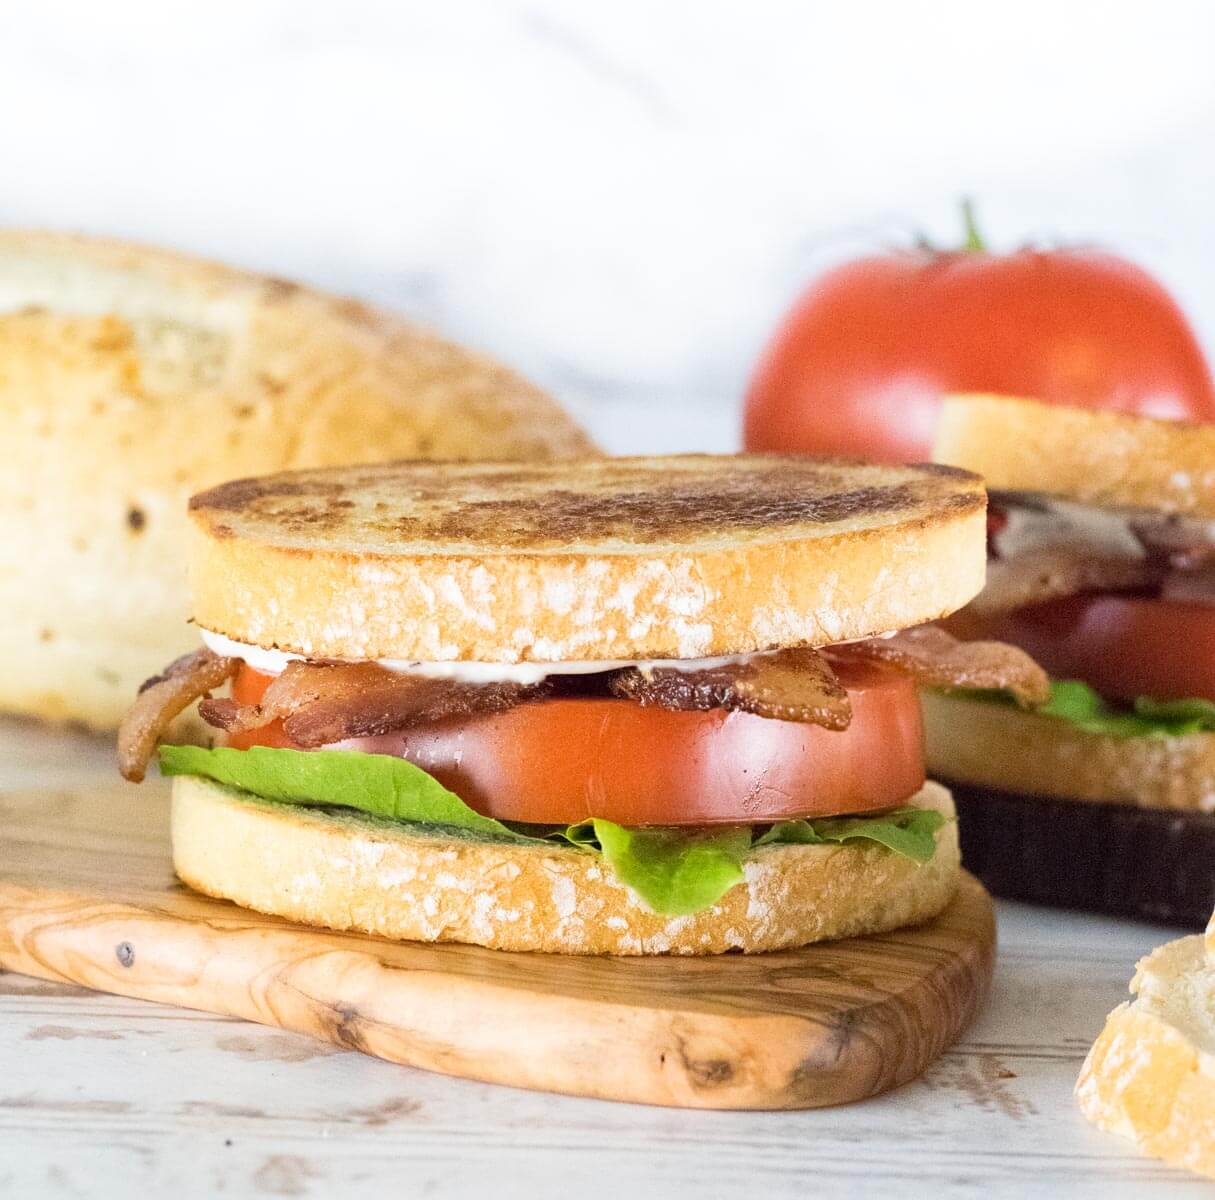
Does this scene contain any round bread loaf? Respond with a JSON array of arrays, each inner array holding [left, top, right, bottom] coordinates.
[[935, 393, 1215, 515], [187, 455, 986, 662], [0, 230, 592, 729], [170, 775, 960, 955]]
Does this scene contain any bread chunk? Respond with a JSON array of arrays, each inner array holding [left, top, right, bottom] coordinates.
[[1077, 930, 1215, 1179]]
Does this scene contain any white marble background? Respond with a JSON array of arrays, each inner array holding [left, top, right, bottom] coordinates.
[[1, 0, 1213, 452]]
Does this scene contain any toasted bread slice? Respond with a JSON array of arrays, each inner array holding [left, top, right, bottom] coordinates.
[[171, 775, 960, 955], [1077, 931, 1215, 1179], [187, 455, 986, 662], [935, 393, 1215, 516], [0, 230, 593, 729], [921, 689, 1215, 812]]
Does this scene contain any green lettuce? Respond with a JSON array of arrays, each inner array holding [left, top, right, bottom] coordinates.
[[754, 806, 946, 863], [160, 745, 945, 917], [958, 679, 1215, 739], [584, 821, 752, 918], [160, 744, 534, 842]]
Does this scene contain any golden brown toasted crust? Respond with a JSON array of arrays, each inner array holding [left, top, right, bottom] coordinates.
[[188, 455, 987, 661], [1076, 934, 1215, 1180], [935, 393, 1215, 516], [170, 776, 959, 955], [921, 690, 1215, 812], [0, 230, 593, 729]]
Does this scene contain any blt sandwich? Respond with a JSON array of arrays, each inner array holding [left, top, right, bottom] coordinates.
[[929, 394, 1215, 926], [119, 455, 1043, 954]]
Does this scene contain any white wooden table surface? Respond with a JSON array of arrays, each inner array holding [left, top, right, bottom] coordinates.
[[0, 717, 1204, 1199]]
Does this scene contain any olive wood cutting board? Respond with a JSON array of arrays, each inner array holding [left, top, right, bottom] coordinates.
[[0, 781, 995, 1109]]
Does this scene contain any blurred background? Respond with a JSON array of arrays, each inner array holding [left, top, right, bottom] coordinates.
[[3, 0, 1213, 452]]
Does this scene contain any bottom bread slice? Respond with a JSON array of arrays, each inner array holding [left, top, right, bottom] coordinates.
[[171, 775, 960, 955], [1077, 935, 1215, 1179], [921, 688, 1215, 812]]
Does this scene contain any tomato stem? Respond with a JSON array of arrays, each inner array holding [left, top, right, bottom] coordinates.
[[961, 197, 986, 252]]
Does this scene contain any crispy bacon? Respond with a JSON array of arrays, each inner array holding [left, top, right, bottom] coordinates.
[[608, 647, 852, 729], [123, 624, 1046, 774], [199, 660, 548, 747], [117, 649, 240, 782], [840, 625, 1049, 707]]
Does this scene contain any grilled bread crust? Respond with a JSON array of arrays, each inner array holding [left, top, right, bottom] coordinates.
[[921, 690, 1215, 812], [188, 455, 987, 662], [171, 776, 960, 955], [0, 230, 592, 728], [934, 393, 1215, 516], [1077, 930, 1215, 1180]]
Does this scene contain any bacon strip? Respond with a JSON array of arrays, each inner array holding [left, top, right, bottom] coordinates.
[[117, 649, 240, 782], [126, 626, 1045, 771], [609, 647, 852, 729], [199, 660, 548, 747], [841, 625, 1049, 707]]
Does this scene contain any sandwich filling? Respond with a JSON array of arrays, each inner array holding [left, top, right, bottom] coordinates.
[[941, 489, 1215, 736], [119, 625, 1045, 917]]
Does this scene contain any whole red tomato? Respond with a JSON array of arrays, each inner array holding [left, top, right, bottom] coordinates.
[[744, 207, 1215, 463]]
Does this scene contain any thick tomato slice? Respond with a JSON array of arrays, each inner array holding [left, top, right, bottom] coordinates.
[[226, 656, 925, 826], [948, 594, 1215, 704]]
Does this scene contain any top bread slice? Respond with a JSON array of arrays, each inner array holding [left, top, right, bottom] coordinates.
[[188, 455, 986, 662], [935, 393, 1215, 516], [0, 230, 593, 729]]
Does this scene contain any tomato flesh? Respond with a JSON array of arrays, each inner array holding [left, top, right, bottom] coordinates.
[[949, 594, 1215, 704], [226, 656, 925, 826]]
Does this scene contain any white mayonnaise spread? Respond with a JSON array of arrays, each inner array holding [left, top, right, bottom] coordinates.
[[198, 628, 779, 682]]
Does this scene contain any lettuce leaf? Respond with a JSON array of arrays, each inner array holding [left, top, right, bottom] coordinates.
[[1129, 694, 1215, 732], [587, 820, 752, 918], [159, 744, 537, 843], [159, 745, 943, 917], [960, 679, 1215, 738], [753, 806, 946, 863]]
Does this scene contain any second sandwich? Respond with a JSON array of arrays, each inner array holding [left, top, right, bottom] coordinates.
[[929, 394, 1215, 926]]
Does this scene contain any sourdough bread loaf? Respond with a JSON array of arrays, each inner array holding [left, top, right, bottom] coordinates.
[[0, 231, 592, 728]]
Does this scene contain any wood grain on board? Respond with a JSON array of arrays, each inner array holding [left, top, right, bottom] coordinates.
[[0, 782, 995, 1110]]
